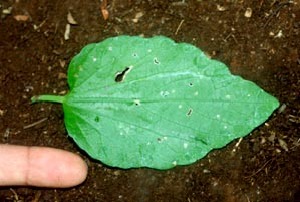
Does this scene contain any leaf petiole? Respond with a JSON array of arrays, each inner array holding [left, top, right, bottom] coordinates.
[[31, 95, 65, 104]]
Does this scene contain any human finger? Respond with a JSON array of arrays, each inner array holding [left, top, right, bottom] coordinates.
[[0, 145, 88, 187]]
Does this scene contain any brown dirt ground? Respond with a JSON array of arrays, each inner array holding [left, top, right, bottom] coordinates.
[[0, 0, 300, 201]]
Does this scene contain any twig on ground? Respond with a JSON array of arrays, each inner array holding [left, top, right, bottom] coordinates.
[[175, 19, 184, 35], [100, 0, 109, 20], [10, 188, 20, 202], [245, 159, 273, 178], [263, 1, 293, 28], [23, 117, 48, 129]]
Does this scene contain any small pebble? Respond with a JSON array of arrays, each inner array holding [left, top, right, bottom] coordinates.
[[244, 8, 252, 18]]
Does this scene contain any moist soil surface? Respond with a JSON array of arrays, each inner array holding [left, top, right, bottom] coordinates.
[[0, 0, 300, 201]]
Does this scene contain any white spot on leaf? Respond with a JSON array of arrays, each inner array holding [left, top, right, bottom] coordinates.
[[183, 143, 188, 149], [194, 91, 199, 96], [108, 46, 113, 51], [118, 123, 130, 136]]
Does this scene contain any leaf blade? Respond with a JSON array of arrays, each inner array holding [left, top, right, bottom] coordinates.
[[62, 36, 279, 169]]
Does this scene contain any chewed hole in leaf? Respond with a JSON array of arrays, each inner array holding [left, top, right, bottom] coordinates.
[[154, 57, 160, 65], [186, 108, 193, 116], [133, 99, 141, 106], [157, 136, 167, 143], [160, 91, 170, 97], [115, 66, 132, 82]]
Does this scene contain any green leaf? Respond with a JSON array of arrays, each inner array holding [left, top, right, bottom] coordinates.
[[32, 36, 279, 169]]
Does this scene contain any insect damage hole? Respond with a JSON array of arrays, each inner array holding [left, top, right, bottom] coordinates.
[[114, 66, 132, 82], [153, 57, 160, 65], [133, 99, 141, 106], [186, 108, 193, 117]]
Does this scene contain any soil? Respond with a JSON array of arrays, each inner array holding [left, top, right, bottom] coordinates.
[[0, 0, 300, 201]]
